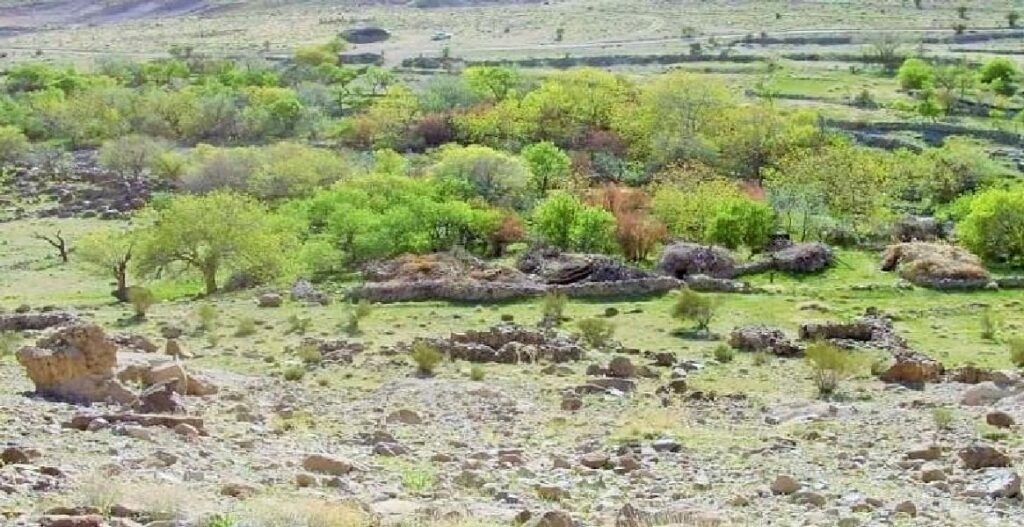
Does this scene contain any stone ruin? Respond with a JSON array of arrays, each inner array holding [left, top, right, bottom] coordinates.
[[729, 311, 944, 385], [411, 324, 586, 364], [0, 311, 80, 332]]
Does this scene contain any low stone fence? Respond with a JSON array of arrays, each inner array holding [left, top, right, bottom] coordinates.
[[347, 277, 684, 304]]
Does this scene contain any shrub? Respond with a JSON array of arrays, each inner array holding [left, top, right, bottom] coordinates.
[[752, 352, 770, 367], [704, 198, 774, 251], [671, 289, 716, 331], [469, 364, 486, 381], [429, 144, 531, 209], [1007, 336, 1024, 367], [283, 364, 306, 381], [576, 318, 616, 349], [196, 304, 219, 332], [296, 344, 323, 366], [897, 58, 934, 90], [98, 134, 168, 178], [932, 407, 955, 430], [342, 299, 373, 336], [541, 291, 567, 325], [522, 141, 571, 195], [234, 318, 257, 337], [0, 332, 21, 358], [126, 287, 157, 319], [804, 342, 862, 398], [0, 125, 30, 163], [410, 342, 443, 376], [980, 310, 1001, 341], [956, 187, 1024, 264], [287, 314, 312, 334], [980, 57, 1018, 85], [713, 344, 735, 363]]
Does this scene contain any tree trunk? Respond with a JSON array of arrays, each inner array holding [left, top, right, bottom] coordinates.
[[203, 267, 218, 296], [113, 263, 129, 302]]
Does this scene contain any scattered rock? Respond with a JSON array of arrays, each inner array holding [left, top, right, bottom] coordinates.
[[579, 451, 610, 469], [986, 411, 1015, 428], [728, 326, 802, 356], [960, 382, 1010, 406], [958, 444, 1011, 469], [962, 468, 1021, 499], [302, 454, 356, 476], [256, 293, 283, 308], [16, 324, 135, 404], [607, 356, 636, 378], [770, 475, 800, 495]]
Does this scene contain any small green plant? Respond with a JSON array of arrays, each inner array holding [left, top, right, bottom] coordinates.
[[713, 344, 735, 363], [752, 352, 770, 367], [399, 463, 438, 494], [342, 299, 373, 336], [126, 286, 157, 320], [541, 291, 567, 325], [804, 342, 863, 398], [283, 364, 306, 381], [410, 342, 443, 376], [1007, 336, 1024, 367], [0, 331, 21, 358], [286, 314, 312, 335], [980, 310, 1001, 341], [296, 344, 323, 366], [671, 289, 716, 331], [469, 364, 486, 381], [196, 304, 219, 332], [234, 317, 257, 337], [932, 407, 955, 431], [576, 318, 615, 349], [203, 514, 238, 527]]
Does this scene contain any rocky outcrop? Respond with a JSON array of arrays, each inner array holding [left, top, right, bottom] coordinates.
[[16, 324, 135, 404], [349, 277, 681, 303], [340, 26, 391, 44], [412, 324, 585, 364], [658, 243, 736, 279], [729, 326, 803, 356], [0, 311, 79, 332]]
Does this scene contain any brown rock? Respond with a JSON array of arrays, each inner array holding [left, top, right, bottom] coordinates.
[[986, 411, 1015, 428], [607, 356, 636, 378], [135, 381, 186, 414], [580, 451, 610, 469], [16, 324, 135, 404], [303, 454, 355, 476], [39, 516, 104, 527], [958, 444, 1011, 469], [164, 339, 192, 359], [386, 409, 422, 425]]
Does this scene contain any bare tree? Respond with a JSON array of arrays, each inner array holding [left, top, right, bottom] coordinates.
[[865, 33, 907, 74], [34, 230, 69, 263]]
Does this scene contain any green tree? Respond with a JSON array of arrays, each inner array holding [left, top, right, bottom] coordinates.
[[136, 192, 294, 295], [77, 228, 136, 302], [98, 134, 168, 178], [463, 66, 520, 101], [0, 125, 29, 163], [1010, 11, 1021, 28], [897, 58, 934, 90], [521, 141, 571, 196], [531, 191, 582, 249], [429, 144, 531, 209], [569, 207, 617, 253], [956, 186, 1024, 264], [705, 198, 775, 250], [980, 57, 1018, 85]]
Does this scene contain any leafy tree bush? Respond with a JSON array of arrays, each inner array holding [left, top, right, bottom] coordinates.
[[125, 286, 157, 320], [570, 207, 617, 253], [410, 342, 444, 376], [77, 228, 136, 301], [956, 186, 1024, 264], [576, 318, 616, 349], [98, 134, 168, 178], [541, 291, 568, 325], [429, 144, 531, 209], [705, 198, 775, 251], [136, 192, 296, 295], [671, 289, 716, 331], [522, 141, 571, 196], [897, 58, 934, 90], [804, 342, 863, 398], [651, 178, 743, 242], [980, 57, 1018, 85], [0, 125, 29, 163], [532, 191, 616, 253]]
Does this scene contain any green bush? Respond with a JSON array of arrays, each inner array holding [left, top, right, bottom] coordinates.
[[283, 365, 306, 381], [469, 364, 486, 381], [576, 318, 616, 349], [196, 304, 219, 332], [0, 332, 21, 358], [804, 342, 863, 398], [980, 309, 1002, 341], [671, 289, 716, 331], [932, 407, 955, 430], [0, 125, 29, 163], [295, 344, 323, 366], [125, 286, 157, 319], [286, 314, 312, 335], [541, 291, 568, 324], [342, 299, 373, 336], [410, 342, 443, 376], [532, 191, 616, 253], [956, 186, 1024, 264], [713, 344, 735, 363], [234, 318, 257, 337], [897, 58, 934, 90], [1008, 336, 1024, 367]]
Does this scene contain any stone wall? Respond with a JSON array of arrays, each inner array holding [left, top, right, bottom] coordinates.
[[347, 277, 683, 304]]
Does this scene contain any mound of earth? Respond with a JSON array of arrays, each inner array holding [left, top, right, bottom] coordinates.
[[518, 245, 654, 284], [881, 242, 990, 288], [364, 252, 529, 284]]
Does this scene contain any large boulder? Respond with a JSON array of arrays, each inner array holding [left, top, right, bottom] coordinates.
[[880, 242, 990, 288], [519, 245, 652, 284], [729, 326, 802, 356], [657, 243, 735, 279], [0, 311, 79, 332], [340, 26, 391, 44], [16, 324, 135, 404], [767, 242, 834, 274]]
